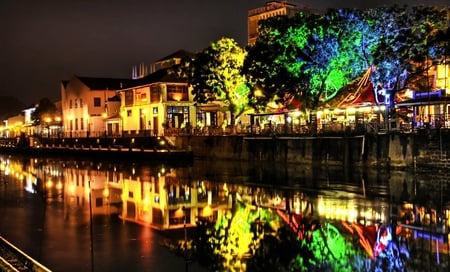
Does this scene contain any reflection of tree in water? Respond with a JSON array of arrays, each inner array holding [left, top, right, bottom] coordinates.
[[191, 199, 411, 271]]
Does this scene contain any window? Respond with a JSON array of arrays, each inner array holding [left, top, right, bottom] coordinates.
[[153, 107, 158, 114], [166, 106, 189, 128], [75, 118, 78, 130], [167, 85, 188, 101], [74, 98, 78, 108], [69, 99, 73, 109], [80, 98, 83, 107], [124, 90, 134, 106], [150, 85, 161, 103], [94, 97, 101, 107], [80, 118, 84, 130], [127, 110, 132, 117]]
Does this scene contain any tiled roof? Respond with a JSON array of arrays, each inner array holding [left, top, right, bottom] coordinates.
[[127, 67, 187, 88], [155, 49, 194, 62], [77, 76, 133, 90]]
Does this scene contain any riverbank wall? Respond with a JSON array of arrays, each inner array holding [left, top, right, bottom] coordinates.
[[171, 128, 450, 169]]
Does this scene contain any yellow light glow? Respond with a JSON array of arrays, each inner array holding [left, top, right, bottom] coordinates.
[[203, 205, 213, 217], [254, 89, 263, 97], [103, 188, 109, 198], [174, 207, 185, 218]]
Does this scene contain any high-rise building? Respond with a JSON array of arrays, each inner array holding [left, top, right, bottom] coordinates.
[[247, 1, 306, 45]]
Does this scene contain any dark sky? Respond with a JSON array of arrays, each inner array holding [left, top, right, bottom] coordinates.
[[0, 0, 448, 106]]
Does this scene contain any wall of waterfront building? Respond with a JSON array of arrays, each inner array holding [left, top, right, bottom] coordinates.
[[172, 129, 450, 168]]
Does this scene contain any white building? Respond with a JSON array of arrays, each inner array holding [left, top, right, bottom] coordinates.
[[61, 76, 131, 138]]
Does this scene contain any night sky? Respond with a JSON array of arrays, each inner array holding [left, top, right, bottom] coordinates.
[[0, 0, 448, 106]]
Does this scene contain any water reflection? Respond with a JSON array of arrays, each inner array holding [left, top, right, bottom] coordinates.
[[0, 154, 449, 271]]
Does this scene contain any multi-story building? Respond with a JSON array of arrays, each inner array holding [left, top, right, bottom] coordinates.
[[118, 66, 194, 137], [248, 1, 306, 45], [116, 50, 194, 137], [131, 49, 193, 79], [61, 76, 131, 138]]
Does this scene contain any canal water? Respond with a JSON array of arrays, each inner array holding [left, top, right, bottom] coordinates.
[[0, 153, 449, 271]]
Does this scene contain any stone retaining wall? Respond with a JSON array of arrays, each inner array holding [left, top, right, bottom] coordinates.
[[172, 129, 450, 169]]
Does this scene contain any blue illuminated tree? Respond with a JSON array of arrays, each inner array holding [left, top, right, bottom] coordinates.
[[369, 5, 449, 104], [243, 9, 375, 112]]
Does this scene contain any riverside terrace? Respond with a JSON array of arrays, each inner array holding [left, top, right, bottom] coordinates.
[[0, 136, 193, 163]]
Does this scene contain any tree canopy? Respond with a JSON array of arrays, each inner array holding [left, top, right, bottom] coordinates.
[[369, 5, 449, 102], [175, 5, 448, 121], [243, 5, 449, 113], [31, 97, 58, 125], [177, 37, 249, 125]]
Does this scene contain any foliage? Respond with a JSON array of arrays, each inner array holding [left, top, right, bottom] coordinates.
[[177, 37, 250, 125], [192, 199, 377, 271], [31, 97, 58, 125], [243, 9, 375, 112], [243, 14, 302, 113], [243, 6, 448, 113], [367, 5, 449, 99]]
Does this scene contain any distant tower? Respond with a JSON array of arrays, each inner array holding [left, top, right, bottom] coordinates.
[[247, 1, 307, 45]]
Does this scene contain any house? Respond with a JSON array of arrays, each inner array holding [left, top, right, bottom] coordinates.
[[61, 76, 132, 138], [117, 66, 193, 137], [115, 50, 195, 137], [395, 62, 450, 130]]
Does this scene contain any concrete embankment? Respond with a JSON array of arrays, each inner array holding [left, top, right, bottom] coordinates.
[[171, 129, 450, 169]]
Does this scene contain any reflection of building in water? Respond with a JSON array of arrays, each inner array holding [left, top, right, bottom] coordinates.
[[120, 167, 233, 229], [63, 162, 123, 215]]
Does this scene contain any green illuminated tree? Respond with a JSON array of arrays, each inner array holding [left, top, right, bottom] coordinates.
[[178, 37, 249, 125], [243, 9, 374, 112], [242, 14, 302, 112]]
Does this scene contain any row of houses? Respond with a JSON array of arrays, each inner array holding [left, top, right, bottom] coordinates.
[[0, 50, 230, 140], [1, 50, 449, 143], [1, 2, 449, 141]]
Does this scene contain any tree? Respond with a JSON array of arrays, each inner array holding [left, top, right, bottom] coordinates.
[[243, 14, 302, 112], [369, 5, 449, 104], [243, 9, 373, 112], [178, 37, 249, 125], [31, 97, 58, 125]]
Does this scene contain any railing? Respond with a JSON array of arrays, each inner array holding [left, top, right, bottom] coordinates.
[[0, 236, 51, 272]]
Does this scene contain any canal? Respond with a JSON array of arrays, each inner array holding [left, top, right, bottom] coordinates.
[[0, 153, 449, 271]]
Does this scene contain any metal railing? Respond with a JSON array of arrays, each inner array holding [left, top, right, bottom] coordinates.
[[0, 236, 51, 272]]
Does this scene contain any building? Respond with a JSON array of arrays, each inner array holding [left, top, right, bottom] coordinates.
[[61, 76, 132, 138], [396, 61, 450, 130], [248, 1, 307, 45], [3, 114, 24, 139], [117, 50, 195, 137], [22, 105, 36, 137], [131, 49, 194, 79], [118, 67, 193, 137]]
